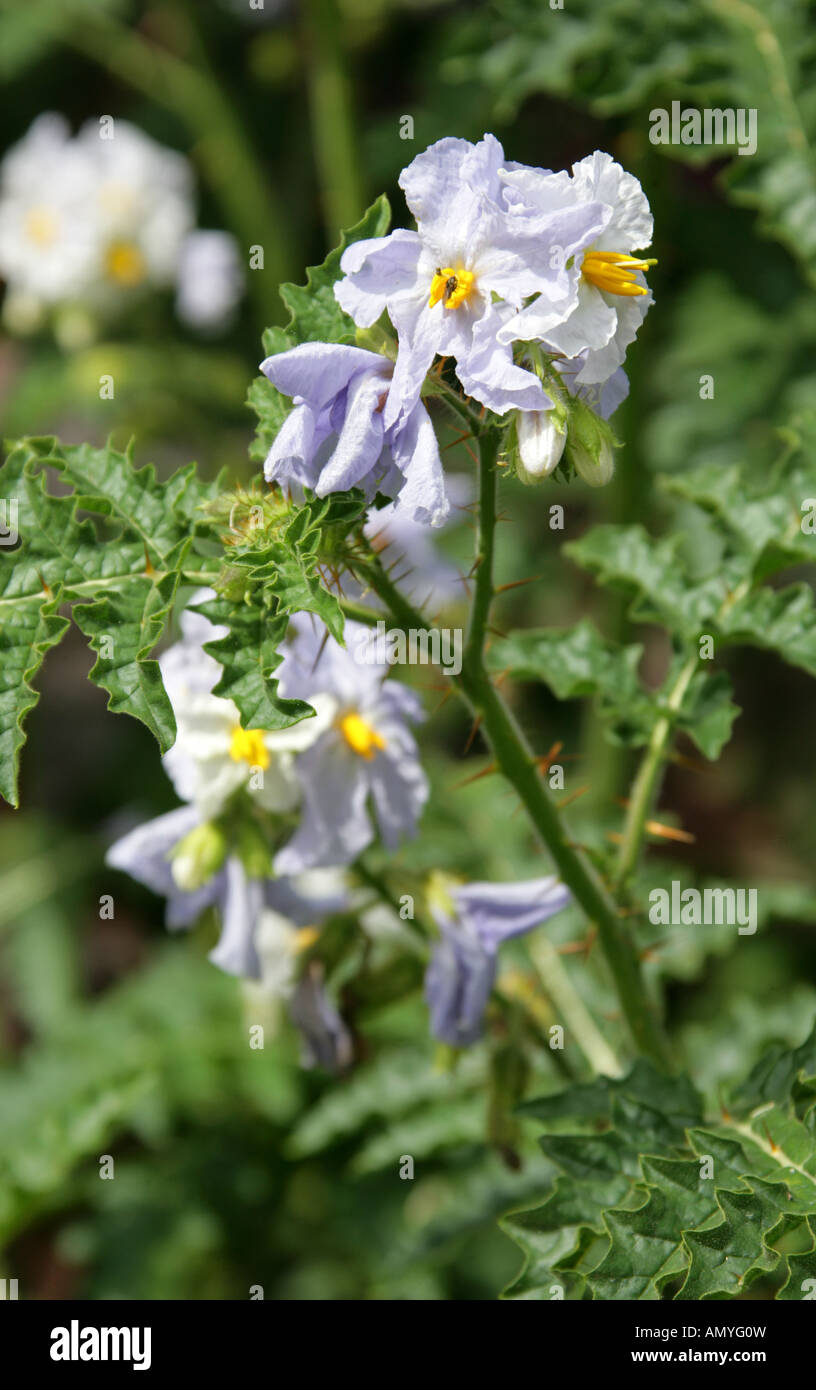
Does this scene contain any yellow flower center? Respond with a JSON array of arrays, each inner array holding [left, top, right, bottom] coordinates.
[[339, 712, 386, 760], [104, 240, 147, 287], [229, 726, 270, 769], [24, 206, 58, 247], [429, 266, 476, 310], [581, 250, 656, 297]]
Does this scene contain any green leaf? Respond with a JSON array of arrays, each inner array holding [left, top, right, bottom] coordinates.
[[502, 1025, 816, 1300], [0, 436, 223, 804], [196, 595, 313, 732], [279, 195, 391, 345]]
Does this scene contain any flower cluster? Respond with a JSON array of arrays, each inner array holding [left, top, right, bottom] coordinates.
[[0, 114, 243, 343], [262, 136, 654, 520], [107, 595, 429, 1064]]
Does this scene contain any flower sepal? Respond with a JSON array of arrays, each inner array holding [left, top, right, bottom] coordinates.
[[170, 820, 229, 892]]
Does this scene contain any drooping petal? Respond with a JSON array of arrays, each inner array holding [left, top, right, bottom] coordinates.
[[290, 966, 353, 1070], [262, 401, 321, 489], [425, 922, 496, 1047], [316, 367, 388, 494], [452, 876, 571, 952], [386, 397, 449, 528], [261, 340, 381, 411], [209, 856, 265, 978]]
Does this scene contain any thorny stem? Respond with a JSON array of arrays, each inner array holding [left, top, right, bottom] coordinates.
[[363, 428, 671, 1070]]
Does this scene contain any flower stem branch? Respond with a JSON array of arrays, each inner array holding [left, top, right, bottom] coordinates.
[[361, 443, 671, 1069], [613, 651, 699, 891]]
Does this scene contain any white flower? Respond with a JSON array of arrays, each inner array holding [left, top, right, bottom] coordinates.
[[176, 229, 243, 330], [499, 151, 655, 385], [273, 614, 429, 872], [0, 114, 99, 307], [74, 118, 194, 302], [160, 592, 333, 821]]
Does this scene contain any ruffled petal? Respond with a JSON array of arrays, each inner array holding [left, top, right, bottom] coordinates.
[[335, 229, 423, 327], [455, 302, 550, 415]]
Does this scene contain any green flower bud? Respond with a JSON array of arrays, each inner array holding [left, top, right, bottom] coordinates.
[[564, 395, 618, 488], [171, 822, 228, 892]]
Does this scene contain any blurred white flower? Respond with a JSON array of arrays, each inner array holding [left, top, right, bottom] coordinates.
[[176, 229, 243, 330], [0, 112, 242, 337], [74, 117, 194, 303], [0, 115, 99, 312]]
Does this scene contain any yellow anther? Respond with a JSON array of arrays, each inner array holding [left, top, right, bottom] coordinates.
[[229, 726, 270, 769], [429, 266, 476, 310], [24, 207, 58, 247], [581, 250, 656, 297], [104, 240, 147, 287], [339, 712, 386, 760]]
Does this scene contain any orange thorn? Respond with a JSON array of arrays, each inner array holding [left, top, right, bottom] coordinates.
[[463, 714, 484, 755], [453, 761, 499, 790], [644, 819, 696, 845], [143, 543, 156, 577], [494, 575, 542, 594], [558, 784, 590, 809], [535, 741, 563, 775]]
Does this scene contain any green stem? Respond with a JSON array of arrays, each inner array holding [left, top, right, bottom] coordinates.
[[302, 0, 365, 240], [463, 426, 499, 670], [362, 433, 671, 1069], [528, 932, 623, 1078], [613, 652, 699, 891]]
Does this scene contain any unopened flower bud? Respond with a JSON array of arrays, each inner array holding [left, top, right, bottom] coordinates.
[[515, 409, 567, 484], [171, 821, 228, 891], [564, 396, 617, 488], [570, 434, 615, 487]]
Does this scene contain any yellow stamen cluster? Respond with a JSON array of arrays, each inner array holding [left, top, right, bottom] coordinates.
[[25, 207, 58, 248], [339, 712, 386, 760], [229, 726, 270, 769], [104, 240, 147, 287], [581, 250, 656, 297], [429, 266, 476, 310]]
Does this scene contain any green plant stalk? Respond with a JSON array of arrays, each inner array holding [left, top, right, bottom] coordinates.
[[363, 430, 671, 1069], [302, 0, 365, 241], [527, 931, 623, 1078], [48, 7, 294, 329], [613, 651, 699, 891]]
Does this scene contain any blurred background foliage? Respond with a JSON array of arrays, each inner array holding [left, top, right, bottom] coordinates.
[[2, 0, 816, 1299]]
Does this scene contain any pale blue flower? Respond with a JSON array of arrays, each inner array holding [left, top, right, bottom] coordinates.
[[274, 614, 428, 872], [499, 151, 655, 385], [261, 341, 449, 527], [334, 135, 607, 424], [106, 806, 347, 980], [425, 877, 571, 1045]]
